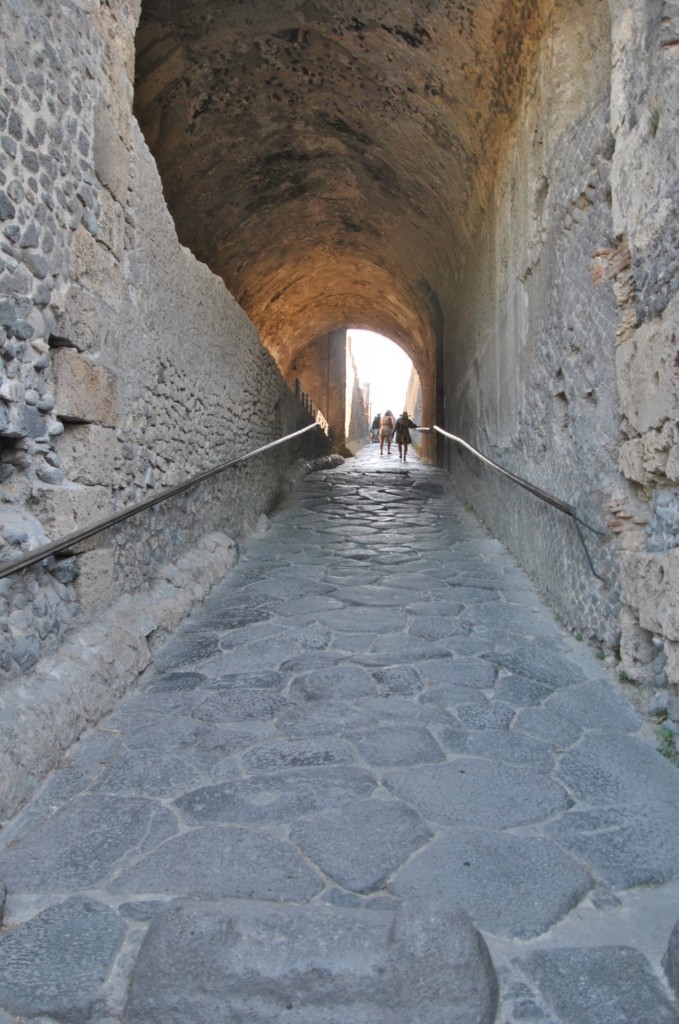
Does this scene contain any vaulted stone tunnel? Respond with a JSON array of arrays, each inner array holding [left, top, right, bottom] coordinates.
[[0, 0, 678, 816], [132, 0, 546, 423]]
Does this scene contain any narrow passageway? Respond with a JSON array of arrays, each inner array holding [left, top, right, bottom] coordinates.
[[1, 446, 679, 1022]]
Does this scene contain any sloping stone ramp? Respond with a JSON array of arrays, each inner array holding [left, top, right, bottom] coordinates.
[[1, 444, 679, 1023]]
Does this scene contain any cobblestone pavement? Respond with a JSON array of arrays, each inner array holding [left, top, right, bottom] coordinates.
[[2, 444, 679, 1023]]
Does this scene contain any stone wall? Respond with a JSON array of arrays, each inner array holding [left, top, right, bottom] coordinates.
[[345, 339, 370, 452], [286, 330, 348, 451], [606, 0, 679, 691], [446, 0, 626, 648], [0, 0, 329, 685]]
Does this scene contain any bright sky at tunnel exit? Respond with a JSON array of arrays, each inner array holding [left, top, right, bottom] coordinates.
[[347, 330, 416, 422]]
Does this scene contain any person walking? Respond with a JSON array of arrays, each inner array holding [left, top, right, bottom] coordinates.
[[394, 411, 418, 461], [379, 410, 395, 455], [370, 413, 381, 443]]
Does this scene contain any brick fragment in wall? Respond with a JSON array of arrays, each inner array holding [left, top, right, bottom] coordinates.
[[51, 348, 117, 426]]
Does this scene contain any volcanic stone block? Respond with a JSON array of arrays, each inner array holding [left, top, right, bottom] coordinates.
[[123, 899, 499, 1024], [30, 482, 111, 542], [663, 918, 679, 998], [51, 347, 117, 426], [519, 946, 679, 1024], [0, 795, 177, 891], [384, 759, 571, 828], [0, 898, 125, 1023], [109, 825, 324, 901], [391, 829, 592, 939], [290, 798, 433, 893], [55, 422, 117, 485]]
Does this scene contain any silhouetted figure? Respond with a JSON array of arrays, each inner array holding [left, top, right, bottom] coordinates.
[[379, 410, 395, 455], [394, 411, 418, 461], [370, 413, 381, 442]]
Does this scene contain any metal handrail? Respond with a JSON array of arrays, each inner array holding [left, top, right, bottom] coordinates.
[[0, 423, 320, 580], [429, 425, 606, 581]]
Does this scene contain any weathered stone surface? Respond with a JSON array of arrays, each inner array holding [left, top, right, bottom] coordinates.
[[109, 825, 324, 900], [546, 805, 679, 889], [663, 918, 679, 999], [55, 421, 117, 485], [93, 101, 130, 205], [384, 759, 571, 828], [519, 946, 679, 1024], [0, 897, 125, 1023], [51, 347, 118, 427], [174, 766, 376, 825], [123, 899, 498, 1024], [351, 724, 445, 766], [555, 730, 679, 811], [290, 798, 433, 893], [391, 830, 592, 938], [0, 795, 177, 891]]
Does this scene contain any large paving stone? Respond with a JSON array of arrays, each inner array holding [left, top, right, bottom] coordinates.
[[318, 607, 409, 633], [408, 615, 472, 642], [290, 798, 433, 893], [0, 897, 125, 1023], [546, 806, 679, 889], [109, 825, 323, 900], [518, 946, 679, 1024], [556, 730, 679, 810], [174, 766, 377, 825], [123, 899, 498, 1024], [372, 664, 425, 695], [494, 672, 557, 706], [456, 700, 516, 729], [414, 657, 497, 689], [351, 725, 446, 766], [513, 705, 583, 747], [355, 636, 449, 666], [390, 830, 592, 938], [191, 688, 291, 722], [544, 679, 642, 732], [90, 748, 206, 798], [663, 918, 679, 998], [153, 631, 221, 671], [277, 699, 383, 737], [241, 737, 358, 772], [119, 712, 272, 758], [0, 795, 177, 891], [482, 646, 586, 687], [464, 729, 555, 771], [199, 638, 305, 674], [288, 663, 377, 701], [384, 760, 571, 828]]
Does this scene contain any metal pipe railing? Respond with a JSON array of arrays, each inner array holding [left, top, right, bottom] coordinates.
[[0, 423, 320, 580], [428, 425, 606, 581]]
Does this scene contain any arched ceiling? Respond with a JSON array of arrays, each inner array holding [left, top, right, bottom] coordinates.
[[134, 0, 545, 378]]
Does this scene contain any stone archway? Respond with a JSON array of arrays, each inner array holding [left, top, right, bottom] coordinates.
[[132, 0, 547, 434]]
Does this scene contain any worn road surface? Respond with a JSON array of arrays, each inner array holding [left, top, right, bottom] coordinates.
[[2, 443, 679, 1023]]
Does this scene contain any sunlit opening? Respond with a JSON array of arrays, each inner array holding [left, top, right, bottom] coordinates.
[[346, 330, 420, 436]]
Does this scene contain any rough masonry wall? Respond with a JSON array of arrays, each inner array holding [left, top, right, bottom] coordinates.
[[446, 0, 626, 648], [345, 341, 370, 453], [0, 0, 326, 687], [607, 0, 679, 691]]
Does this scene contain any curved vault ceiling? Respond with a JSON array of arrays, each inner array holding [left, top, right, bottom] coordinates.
[[134, 0, 544, 378]]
